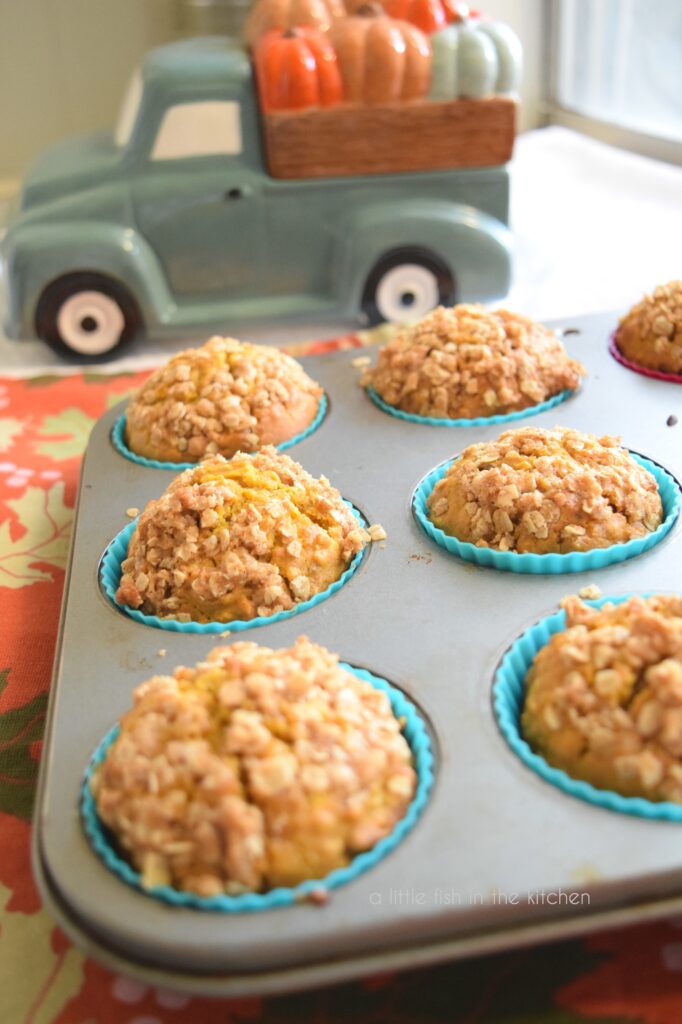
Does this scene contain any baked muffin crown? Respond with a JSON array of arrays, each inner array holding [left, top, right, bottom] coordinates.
[[427, 425, 663, 554], [125, 336, 323, 462], [92, 636, 417, 895], [365, 305, 585, 420], [615, 280, 682, 375], [116, 446, 368, 624], [523, 594, 682, 804]]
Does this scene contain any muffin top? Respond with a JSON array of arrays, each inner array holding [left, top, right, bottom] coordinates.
[[427, 426, 663, 554], [92, 636, 417, 895], [614, 281, 682, 375], [116, 447, 368, 624], [364, 305, 585, 420], [125, 336, 323, 463], [522, 594, 682, 804]]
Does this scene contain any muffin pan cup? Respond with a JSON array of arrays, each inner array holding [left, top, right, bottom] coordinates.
[[494, 593, 682, 822], [112, 392, 329, 469], [100, 503, 367, 634], [412, 452, 680, 574], [608, 332, 682, 385], [33, 310, 682, 998], [366, 384, 576, 426], [81, 666, 434, 912]]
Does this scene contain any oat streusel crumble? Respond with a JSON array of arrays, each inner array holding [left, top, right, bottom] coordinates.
[[615, 281, 682, 375], [116, 447, 369, 623], [523, 595, 682, 804], [363, 305, 585, 420], [125, 336, 323, 463], [92, 637, 417, 894], [427, 426, 662, 554]]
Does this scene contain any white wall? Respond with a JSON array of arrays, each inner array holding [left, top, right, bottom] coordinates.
[[0, 0, 179, 189]]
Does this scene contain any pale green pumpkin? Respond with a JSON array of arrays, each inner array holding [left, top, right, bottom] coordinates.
[[430, 20, 522, 100]]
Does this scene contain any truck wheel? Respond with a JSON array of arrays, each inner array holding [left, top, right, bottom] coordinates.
[[361, 250, 456, 326], [35, 273, 142, 361]]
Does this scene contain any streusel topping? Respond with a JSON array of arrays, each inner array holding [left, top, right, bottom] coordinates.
[[364, 305, 585, 419], [116, 447, 368, 623], [125, 336, 323, 462], [92, 637, 417, 894], [615, 281, 682, 375], [523, 595, 682, 804], [427, 426, 662, 554]]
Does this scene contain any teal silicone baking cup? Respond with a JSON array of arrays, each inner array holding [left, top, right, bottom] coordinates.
[[412, 452, 680, 574], [493, 594, 682, 821], [100, 502, 367, 633], [366, 385, 575, 427], [81, 666, 434, 911], [112, 393, 328, 470]]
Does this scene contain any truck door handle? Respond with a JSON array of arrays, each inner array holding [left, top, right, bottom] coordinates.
[[224, 187, 245, 201]]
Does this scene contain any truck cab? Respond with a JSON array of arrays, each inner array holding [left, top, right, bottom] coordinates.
[[1, 36, 512, 359]]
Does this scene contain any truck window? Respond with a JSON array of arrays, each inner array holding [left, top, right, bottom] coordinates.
[[115, 70, 143, 148], [151, 101, 242, 161]]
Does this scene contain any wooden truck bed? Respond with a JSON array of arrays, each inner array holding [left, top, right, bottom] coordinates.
[[262, 97, 516, 179]]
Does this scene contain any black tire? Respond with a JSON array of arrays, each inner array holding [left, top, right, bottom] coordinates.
[[361, 248, 456, 327], [35, 272, 143, 362]]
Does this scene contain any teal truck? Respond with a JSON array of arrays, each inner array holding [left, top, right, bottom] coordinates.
[[1, 37, 513, 359]]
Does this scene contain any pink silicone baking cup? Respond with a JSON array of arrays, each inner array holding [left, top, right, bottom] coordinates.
[[608, 332, 682, 384]]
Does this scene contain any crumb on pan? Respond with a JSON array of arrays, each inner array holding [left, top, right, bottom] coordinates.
[[125, 337, 323, 463], [368, 524, 387, 542], [427, 426, 662, 555], [92, 636, 417, 895], [615, 281, 682, 375], [523, 594, 682, 804], [115, 447, 368, 625], [578, 584, 602, 600], [364, 305, 585, 420], [352, 356, 371, 368], [126, 507, 140, 519], [157, 648, 167, 657]]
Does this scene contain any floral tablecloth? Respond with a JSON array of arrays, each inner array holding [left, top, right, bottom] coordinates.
[[2, 331, 682, 1024]]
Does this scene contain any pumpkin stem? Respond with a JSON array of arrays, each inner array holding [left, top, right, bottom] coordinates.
[[282, 27, 299, 37], [354, 3, 383, 17]]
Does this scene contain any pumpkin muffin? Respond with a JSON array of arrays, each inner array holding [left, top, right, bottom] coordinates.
[[115, 447, 368, 624], [614, 280, 682, 375], [91, 636, 417, 895], [125, 336, 323, 464], [522, 594, 682, 805], [364, 305, 585, 420], [427, 426, 662, 554]]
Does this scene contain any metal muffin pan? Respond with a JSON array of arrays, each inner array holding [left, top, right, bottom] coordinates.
[[33, 310, 682, 997]]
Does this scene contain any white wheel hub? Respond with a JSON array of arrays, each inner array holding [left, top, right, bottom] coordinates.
[[374, 264, 441, 323], [56, 290, 125, 355]]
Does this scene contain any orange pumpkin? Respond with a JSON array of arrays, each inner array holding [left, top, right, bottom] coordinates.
[[255, 27, 344, 112], [244, 0, 346, 48], [329, 5, 432, 104]]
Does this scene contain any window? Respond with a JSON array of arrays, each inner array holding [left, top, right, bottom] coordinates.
[[151, 101, 242, 160], [115, 70, 143, 148], [550, 0, 682, 158]]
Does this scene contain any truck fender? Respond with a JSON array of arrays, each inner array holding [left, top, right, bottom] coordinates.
[[337, 200, 513, 313], [4, 222, 175, 338]]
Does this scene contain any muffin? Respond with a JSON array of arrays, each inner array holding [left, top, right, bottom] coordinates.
[[364, 305, 585, 419], [91, 636, 417, 894], [125, 336, 323, 463], [523, 594, 682, 804], [614, 281, 682, 376], [115, 447, 368, 623], [427, 426, 662, 554]]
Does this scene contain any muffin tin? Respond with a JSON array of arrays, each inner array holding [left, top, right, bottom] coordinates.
[[33, 309, 682, 997]]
